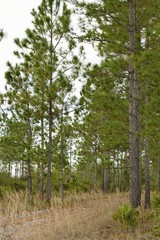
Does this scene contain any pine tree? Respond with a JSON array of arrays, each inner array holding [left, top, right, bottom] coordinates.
[[74, 60, 129, 191], [3, 0, 83, 203], [4, 60, 36, 202], [73, 0, 160, 207], [27, 0, 82, 203]]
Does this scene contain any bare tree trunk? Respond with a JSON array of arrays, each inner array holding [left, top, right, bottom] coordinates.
[[119, 152, 123, 192], [60, 113, 65, 206], [116, 152, 120, 192], [112, 168, 116, 192], [27, 149, 32, 203], [46, 4, 53, 205], [93, 159, 97, 192], [112, 150, 116, 191], [27, 153, 33, 204], [144, 90, 150, 208], [26, 106, 33, 204], [128, 0, 141, 208], [158, 151, 160, 192], [40, 118, 45, 201], [46, 99, 52, 204], [40, 163, 45, 201], [26, 118, 33, 203], [124, 151, 129, 191], [103, 168, 110, 193], [15, 163, 19, 177], [144, 138, 150, 208], [21, 160, 25, 179]]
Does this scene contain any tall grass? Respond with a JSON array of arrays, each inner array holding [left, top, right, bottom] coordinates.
[[0, 191, 158, 240]]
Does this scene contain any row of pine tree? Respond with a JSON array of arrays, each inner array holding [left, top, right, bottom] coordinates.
[[0, 0, 160, 208]]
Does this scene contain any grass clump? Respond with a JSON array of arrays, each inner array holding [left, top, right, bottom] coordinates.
[[151, 194, 160, 237], [112, 203, 139, 230], [152, 194, 160, 210]]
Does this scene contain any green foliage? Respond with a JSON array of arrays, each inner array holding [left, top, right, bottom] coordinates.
[[0, 186, 10, 198], [150, 194, 160, 237], [67, 175, 93, 193], [1, 0, 160, 202], [152, 194, 160, 210], [112, 203, 139, 230], [150, 209, 160, 237], [0, 173, 26, 197], [152, 223, 160, 238]]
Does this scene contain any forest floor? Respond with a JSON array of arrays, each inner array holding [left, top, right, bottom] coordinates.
[[0, 191, 159, 240]]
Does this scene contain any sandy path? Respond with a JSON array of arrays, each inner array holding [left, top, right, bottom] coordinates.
[[0, 199, 104, 240]]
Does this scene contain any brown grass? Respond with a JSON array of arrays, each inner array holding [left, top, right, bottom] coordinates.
[[0, 191, 158, 240]]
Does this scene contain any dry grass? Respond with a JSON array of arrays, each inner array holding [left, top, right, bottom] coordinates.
[[0, 191, 159, 240]]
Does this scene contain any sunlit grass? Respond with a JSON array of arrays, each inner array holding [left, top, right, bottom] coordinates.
[[0, 191, 159, 240]]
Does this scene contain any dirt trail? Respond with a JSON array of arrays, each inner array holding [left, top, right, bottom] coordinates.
[[0, 197, 108, 240], [1, 194, 153, 240], [0, 209, 51, 240]]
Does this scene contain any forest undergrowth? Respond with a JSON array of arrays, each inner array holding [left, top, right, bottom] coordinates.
[[0, 191, 159, 240]]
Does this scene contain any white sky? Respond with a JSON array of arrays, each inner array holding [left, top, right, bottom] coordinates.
[[0, 0, 41, 92], [0, 0, 99, 94]]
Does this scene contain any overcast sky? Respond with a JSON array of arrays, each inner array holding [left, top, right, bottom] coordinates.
[[0, 1, 99, 94], [0, 1, 41, 92]]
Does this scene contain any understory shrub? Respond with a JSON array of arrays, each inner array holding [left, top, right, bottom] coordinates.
[[151, 194, 160, 237], [112, 203, 139, 230], [152, 194, 160, 210], [0, 172, 26, 197]]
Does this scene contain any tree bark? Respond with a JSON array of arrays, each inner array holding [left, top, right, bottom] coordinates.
[[40, 118, 45, 201], [60, 113, 65, 206], [46, 4, 53, 204], [144, 89, 150, 208], [103, 168, 110, 193], [144, 138, 150, 208], [21, 160, 25, 179], [158, 151, 160, 192], [93, 159, 97, 192], [46, 92, 53, 204], [124, 151, 129, 192], [26, 103, 33, 204], [27, 153, 33, 204], [128, 0, 141, 208]]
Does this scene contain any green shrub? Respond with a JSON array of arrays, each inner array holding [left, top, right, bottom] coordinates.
[[150, 194, 160, 237], [112, 203, 139, 230], [152, 194, 160, 210], [0, 173, 26, 197], [0, 186, 11, 198]]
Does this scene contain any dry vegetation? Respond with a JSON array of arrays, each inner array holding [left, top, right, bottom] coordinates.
[[0, 191, 159, 240]]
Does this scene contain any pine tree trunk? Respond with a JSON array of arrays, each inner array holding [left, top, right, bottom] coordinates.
[[144, 138, 150, 208], [40, 119, 45, 201], [21, 160, 25, 179], [60, 114, 65, 206], [40, 163, 45, 201], [112, 168, 116, 192], [128, 0, 141, 208], [123, 151, 129, 191], [119, 155, 123, 192], [46, 4, 53, 204], [103, 168, 110, 193], [93, 159, 97, 192], [27, 154, 33, 203], [46, 98, 52, 204], [158, 152, 160, 192], [27, 111, 33, 204], [144, 91, 150, 208]]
